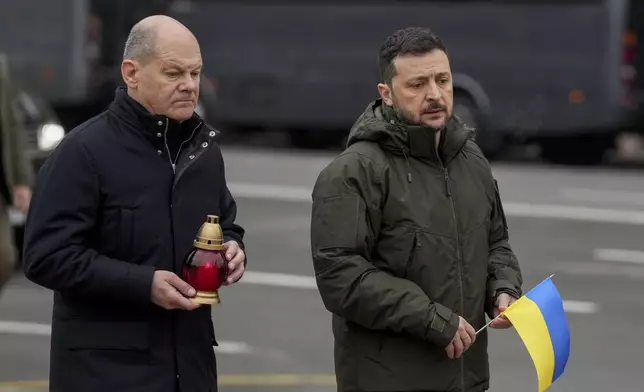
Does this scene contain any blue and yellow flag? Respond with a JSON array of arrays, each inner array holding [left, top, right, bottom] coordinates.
[[503, 276, 570, 392]]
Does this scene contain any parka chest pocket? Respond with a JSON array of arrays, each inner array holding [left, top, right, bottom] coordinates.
[[371, 226, 418, 278], [403, 230, 420, 278], [378, 226, 425, 279], [398, 228, 459, 305]]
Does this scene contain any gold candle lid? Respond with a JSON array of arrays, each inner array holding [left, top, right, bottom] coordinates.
[[193, 215, 225, 251]]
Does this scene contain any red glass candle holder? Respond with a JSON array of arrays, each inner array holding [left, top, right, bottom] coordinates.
[[182, 215, 229, 305]]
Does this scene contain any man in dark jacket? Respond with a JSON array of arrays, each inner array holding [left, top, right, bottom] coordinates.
[[22, 15, 246, 392], [310, 27, 522, 392]]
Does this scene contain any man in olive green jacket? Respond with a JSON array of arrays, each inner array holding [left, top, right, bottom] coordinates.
[[0, 53, 34, 298], [310, 27, 522, 392]]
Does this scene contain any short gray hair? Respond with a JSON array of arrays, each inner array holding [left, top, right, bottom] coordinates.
[[122, 24, 157, 63]]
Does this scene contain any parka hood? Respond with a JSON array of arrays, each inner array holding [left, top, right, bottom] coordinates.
[[347, 99, 475, 166]]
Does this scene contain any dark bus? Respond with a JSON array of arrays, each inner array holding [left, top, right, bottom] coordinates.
[[2, 0, 641, 164], [169, 0, 642, 164]]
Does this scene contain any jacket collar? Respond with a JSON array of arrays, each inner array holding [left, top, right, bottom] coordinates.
[[108, 86, 204, 141], [380, 102, 471, 166]]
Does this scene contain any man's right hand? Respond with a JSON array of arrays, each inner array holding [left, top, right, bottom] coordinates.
[[445, 316, 476, 359], [151, 271, 200, 311]]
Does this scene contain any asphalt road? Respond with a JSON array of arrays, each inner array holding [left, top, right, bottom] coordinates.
[[1, 145, 644, 391]]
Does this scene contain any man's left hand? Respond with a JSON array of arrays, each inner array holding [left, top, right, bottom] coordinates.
[[224, 240, 245, 285], [489, 293, 516, 329]]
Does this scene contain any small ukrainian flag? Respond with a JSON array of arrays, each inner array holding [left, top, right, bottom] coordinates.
[[503, 275, 571, 392]]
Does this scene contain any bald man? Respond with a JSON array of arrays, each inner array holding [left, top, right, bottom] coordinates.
[[22, 16, 246, 392]]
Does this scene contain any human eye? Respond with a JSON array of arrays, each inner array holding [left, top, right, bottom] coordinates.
[[409, 80, 424, 89], [165, 69, 180, 78]]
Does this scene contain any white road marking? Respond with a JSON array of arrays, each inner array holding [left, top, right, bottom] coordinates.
[[561, 187, 644, 207], [215, 341, 256, 355], [241, 271, 317, 289], [228, 182, 644, 225], [593, 248, 644, 265], [241, 272, 597, 314], [0, 321, 51, 337], [0, 268, 600, 342], [229, 182, 312, 203], [0, 321, 254, 354], [561, 300, 599, 314], [7, 208, 26, 226], [501, 202, 644, 225]]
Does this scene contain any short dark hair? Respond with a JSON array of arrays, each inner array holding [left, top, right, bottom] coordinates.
[[378, 27, 447, 84], [123, 24, 158, 64]]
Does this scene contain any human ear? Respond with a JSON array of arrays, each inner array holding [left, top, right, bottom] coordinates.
[[377, 82, 393, 106], [121, 59, 140, 89]]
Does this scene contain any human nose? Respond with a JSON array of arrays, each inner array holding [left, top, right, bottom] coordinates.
[[179, 73, 198, 92], [425, 80, 440, 101]]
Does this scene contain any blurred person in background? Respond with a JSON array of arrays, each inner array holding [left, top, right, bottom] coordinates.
[[21, 15, 245, 392], [310, 27, 522, 392], [0, 53, 33, 299]]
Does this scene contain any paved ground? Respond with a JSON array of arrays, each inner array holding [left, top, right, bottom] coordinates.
[[1, 145, 644, 391]]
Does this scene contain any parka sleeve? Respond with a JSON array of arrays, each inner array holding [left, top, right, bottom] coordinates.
[[310, 152, 459, 348], [22, 135, 155, 305], [486, 179, 523, 309], [3, 72, 34, 188]]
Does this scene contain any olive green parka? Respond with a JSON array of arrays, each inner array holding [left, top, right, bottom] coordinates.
[[310, 99, 523, 392]]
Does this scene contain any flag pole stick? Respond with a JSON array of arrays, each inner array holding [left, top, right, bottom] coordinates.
[[475, 313, 503, 335], [475, 274, 555, 335]]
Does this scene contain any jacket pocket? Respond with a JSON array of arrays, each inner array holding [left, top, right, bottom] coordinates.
[[61, 320, 149, 351], [371, 225, 418, 278], [118, 207, 134, 258], [209, 320, 219, 347], [403, 230, 419, 278], [405, 229, 459, 310]]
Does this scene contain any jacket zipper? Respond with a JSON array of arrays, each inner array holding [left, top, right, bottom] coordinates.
[[161, 117, 204, 265], [160, 118, 180, 384], [162, 120, 175, 173], [161, 117, 202, 386], [439, 158, 465, 392], [163, 119, 202, 175], [172, 122, 206, 191]]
